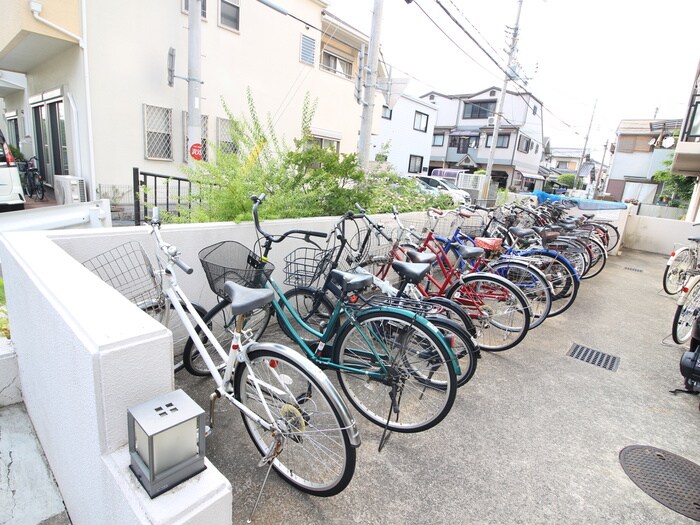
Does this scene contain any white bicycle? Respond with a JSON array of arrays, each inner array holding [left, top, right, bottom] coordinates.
[[146, 208, 360, 520]]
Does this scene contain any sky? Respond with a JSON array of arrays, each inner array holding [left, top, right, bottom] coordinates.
[[325, 0, 700, 164]]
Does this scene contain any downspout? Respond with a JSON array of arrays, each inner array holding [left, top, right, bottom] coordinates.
[[31, 1, 97, 201]]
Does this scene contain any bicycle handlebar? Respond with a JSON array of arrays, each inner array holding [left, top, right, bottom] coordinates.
[[148, 207, 194, 274], [251, 194, 328, 244]]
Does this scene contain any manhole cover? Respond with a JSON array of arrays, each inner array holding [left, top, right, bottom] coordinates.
[[619, 445, 700, 521], [567, 343, 619, 371]]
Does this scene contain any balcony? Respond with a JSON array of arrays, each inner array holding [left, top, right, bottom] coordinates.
[[0, 0, 81, 73]]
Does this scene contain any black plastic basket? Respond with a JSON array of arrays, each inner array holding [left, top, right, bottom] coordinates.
[[283, 246, 335, 287], [199, 241, 274, 298]]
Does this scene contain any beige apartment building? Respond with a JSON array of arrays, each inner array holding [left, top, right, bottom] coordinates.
[[0, 0, 383, 201]]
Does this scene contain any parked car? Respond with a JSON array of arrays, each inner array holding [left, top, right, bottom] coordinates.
[[416, 175, 471, 206], [0, 128, 25, 211], [414, 177, 441, 197]]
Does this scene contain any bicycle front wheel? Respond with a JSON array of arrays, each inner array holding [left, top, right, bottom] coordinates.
[[445, 273, 531, 351], [234, 346, 356, 496], [427, 316, 478, 388], [333, 310, 457, 433], [183, 299, 272, 376], [489, 261, 552, 329]]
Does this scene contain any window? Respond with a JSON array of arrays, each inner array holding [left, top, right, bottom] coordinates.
[[6, 116, 19, 147], [31, 95, 69, 184], [517, 135, 532, 153], [144, 104, 173, 161], [382, 105, 392, 120], [182, 112, 209, 161], [489, 90, 496, 97], [532, 105, 538, 116], [217, 117, 237, 155], [321, 50, 352, 79], [556, 160, 575, 169], [311, 136, 340, 154], [485, 133, 510, 148], [183, 0, 207, 17], [449, 135, 459, 148], [220, 0, 240, 31], [300, 35, 315, 65], [414, 111, 428, 132], [432, 133, 444, 147], [408, 155, 423, 173], [463, 101, 496, 119]]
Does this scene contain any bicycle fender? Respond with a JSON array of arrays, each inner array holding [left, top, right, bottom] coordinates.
[[519, 249, 581, 280], [353, 307, 462, 376], [667, 247, 688, 267], [459, 271, 530, 305], [248, 341, 361, 448]]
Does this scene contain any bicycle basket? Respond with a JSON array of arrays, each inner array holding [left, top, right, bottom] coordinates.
[[199, 241, 274, 298], [82, 241, 163, 309], [284, 246, 335, 287]]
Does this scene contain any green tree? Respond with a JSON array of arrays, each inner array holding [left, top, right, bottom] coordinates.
[[652, 156, 695, 203], [557, 173, 576, 188]]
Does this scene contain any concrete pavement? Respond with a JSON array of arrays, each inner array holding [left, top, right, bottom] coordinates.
[[177, 248, 700, 525]]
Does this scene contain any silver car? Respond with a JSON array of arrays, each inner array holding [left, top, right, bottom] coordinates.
[[0, 128, 25, 211]]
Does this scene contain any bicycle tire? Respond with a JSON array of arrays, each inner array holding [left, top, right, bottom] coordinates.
[[142, 300, 207, 373], [234, 346, 356, 496], [672, 280, 700, 344], [426, 316, 478, 387], [599, 223, 620, 253], [663, 247, 693, 295], [333, 309, 457, 433], [182, 299, 272, 376], [278, 287, 336, 346], [32, 171, 44, 201], [445, 273, 531, 351], [580, 236, 607, 280], [489, 260, 552, 329], [421, 295, 477, 338]]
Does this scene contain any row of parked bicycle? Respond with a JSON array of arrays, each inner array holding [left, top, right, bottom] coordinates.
[[83, 195, 619, 517], [662, 229, 700, 347]]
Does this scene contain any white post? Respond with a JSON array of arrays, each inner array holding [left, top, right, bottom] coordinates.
[[187, 0, 203, 165], [358, 0, 384, 171]]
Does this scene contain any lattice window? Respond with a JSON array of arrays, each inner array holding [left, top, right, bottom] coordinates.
[[217, 117, 237, 155], [182, 112, 209, 162], [144, 105, 173, 161]]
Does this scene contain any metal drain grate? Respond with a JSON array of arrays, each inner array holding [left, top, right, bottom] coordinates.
[[619, 445, 700, 521], [567, 343, 620, 371], [624, 267, 644, 273]]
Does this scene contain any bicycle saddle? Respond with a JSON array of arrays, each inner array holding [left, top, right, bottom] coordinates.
[[391, 261, 431, 284], [454, 244, 485, 260], [406, 249, 437, 265], [330, 269, 373, 293], [509, 227, 537, 239], [223, 281, 274, 316]]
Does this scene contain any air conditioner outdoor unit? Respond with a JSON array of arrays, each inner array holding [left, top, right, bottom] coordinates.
[[54, 175, 88, 204]]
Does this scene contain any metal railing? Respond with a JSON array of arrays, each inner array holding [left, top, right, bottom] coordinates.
[[132, 168, 196, 225]]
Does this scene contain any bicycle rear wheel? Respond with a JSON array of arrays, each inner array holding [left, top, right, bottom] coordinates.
[[32, 172, 44, 200], [527, 253, 580, 317], [183, 299, 272, 376], [234, 346, 356, 496], [333, 310, 457, 433], [489, 260, 552, 329], [663, 247, 693, 295], [580, 236, 607, 280], [426, 316, 478, 387], [445, 273, 531, 351], [672, 280, 700, 344]]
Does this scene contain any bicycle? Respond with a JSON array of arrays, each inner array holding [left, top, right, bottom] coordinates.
[[82, 239, 208, 373], [663, 228, 700, 295], [17, 156, 44, 201], [146, 207, 360, 520], [184, 195, 459, 451]]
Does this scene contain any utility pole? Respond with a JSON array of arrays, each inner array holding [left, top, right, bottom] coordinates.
[[358, 0, 384, 171], [593, 139, 608, 199], [574, 99, 596, 192], [187, 0, 203, 165], [481, 0, 523, 204]]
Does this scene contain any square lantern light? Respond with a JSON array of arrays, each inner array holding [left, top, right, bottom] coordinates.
[[127, 389, 206, 498]]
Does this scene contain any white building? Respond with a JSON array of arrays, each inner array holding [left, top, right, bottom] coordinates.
[[0, 0, 385, 202], [421, 87, 545, 193], [370, 93, 437, 176]]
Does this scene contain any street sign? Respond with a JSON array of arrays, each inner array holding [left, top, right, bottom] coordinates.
[[189, 143, 202, 161]]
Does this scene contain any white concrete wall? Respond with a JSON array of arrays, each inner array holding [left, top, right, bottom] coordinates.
[[0, 230, 232, 525], [622, 214, 699, 255]]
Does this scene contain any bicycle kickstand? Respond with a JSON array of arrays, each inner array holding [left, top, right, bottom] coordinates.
[[378, 384, 401, 452], [248, 437, 283, 523]]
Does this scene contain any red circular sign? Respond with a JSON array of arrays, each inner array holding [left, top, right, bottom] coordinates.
[[189, 143, 203, 161]]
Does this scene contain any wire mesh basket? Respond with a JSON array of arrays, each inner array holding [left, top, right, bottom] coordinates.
[[82, 241, 163, 309], [199, 241, 274, 298], [283, 246, 335, 287], [392, 217, 431, 243]]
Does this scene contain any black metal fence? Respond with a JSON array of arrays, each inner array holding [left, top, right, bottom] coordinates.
[[132, 168, 196, 225]]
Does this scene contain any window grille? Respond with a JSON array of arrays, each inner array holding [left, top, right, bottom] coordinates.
[[217, 117, 237, 155], [300, 35, 315, 65], [144, 105, 173, 161]]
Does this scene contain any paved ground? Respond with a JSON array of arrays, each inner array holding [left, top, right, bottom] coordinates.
[[175, 248, 700, 525]]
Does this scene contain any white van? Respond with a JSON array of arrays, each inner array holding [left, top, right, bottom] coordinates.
[[0, 128, 25, 212]]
